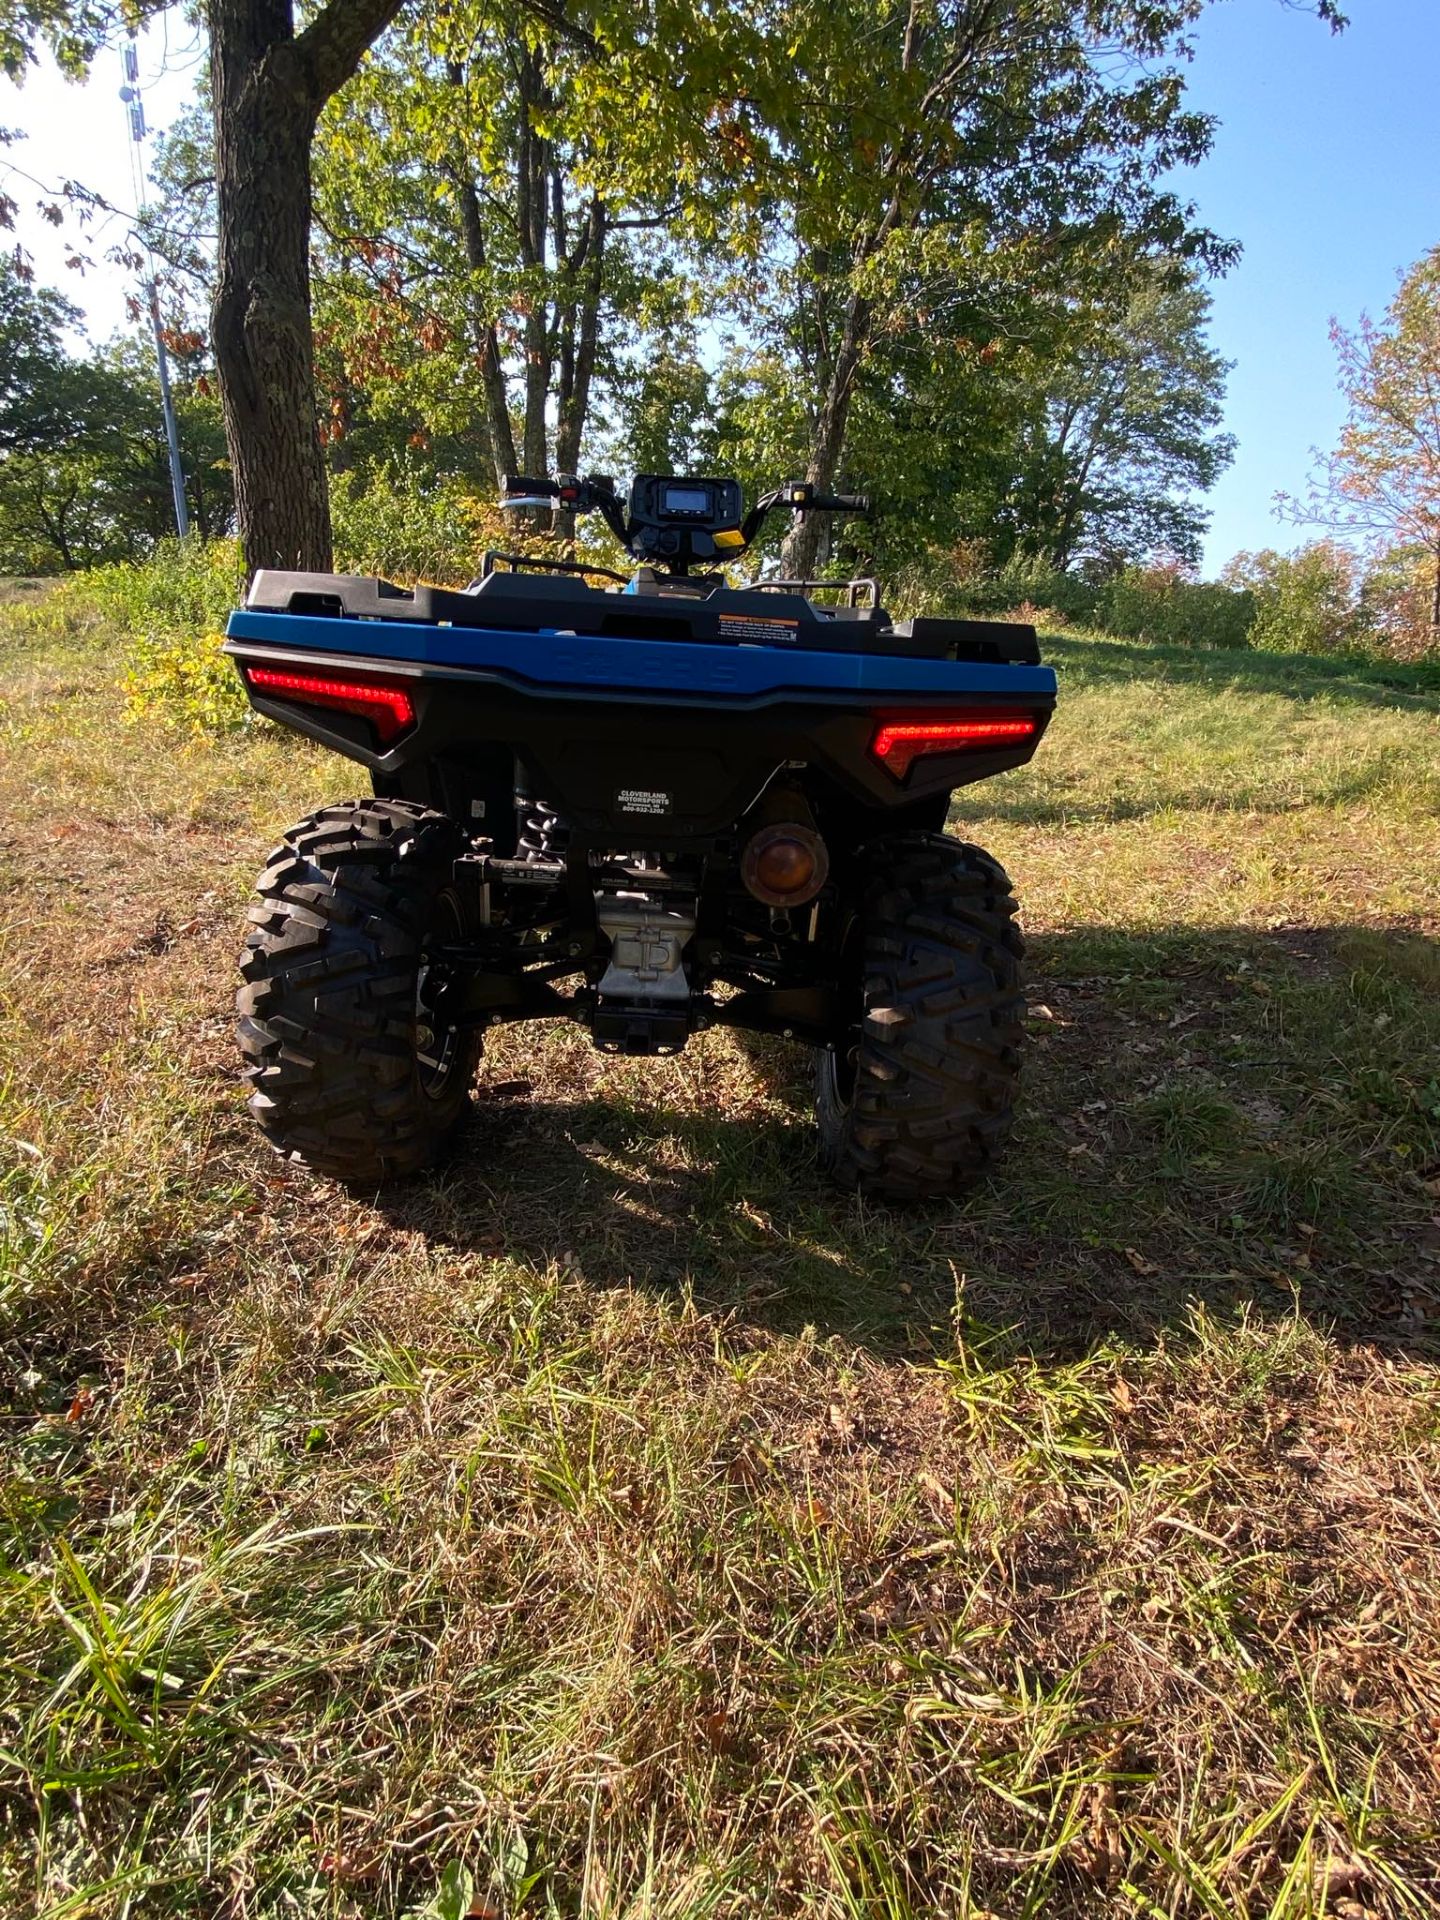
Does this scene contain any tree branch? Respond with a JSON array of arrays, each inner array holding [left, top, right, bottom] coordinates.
[[294, 0, 406, 109]]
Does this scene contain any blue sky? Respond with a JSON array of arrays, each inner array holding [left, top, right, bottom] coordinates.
[[1179, 0, 1440, 568], [2, 1, 1437, 574]]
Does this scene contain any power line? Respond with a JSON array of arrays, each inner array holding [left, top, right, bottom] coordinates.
[[120, 30, 190, 540]]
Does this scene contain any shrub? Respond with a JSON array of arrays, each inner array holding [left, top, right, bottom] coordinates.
[[4, 538, 251, 731], [1097, 565, 1256, 649], [1222, 542, 1371, 656], [111, 541, 249, 732], [1359, 545, 1440, 662], [900, 549, 1255, 647], [965, 558, 1103, 626], [892, 549, 1102, 627], [330, 464, 507, 585]]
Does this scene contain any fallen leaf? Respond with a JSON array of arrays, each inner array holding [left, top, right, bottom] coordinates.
[[699, 1706, 739, 1753], [917, 1471, 953, 1512], [317, 1848, 383, 1884], [1125, 1247, 1159, 1276]]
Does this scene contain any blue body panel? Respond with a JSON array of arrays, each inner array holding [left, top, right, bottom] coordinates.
[[225, 608, 1058, 706]]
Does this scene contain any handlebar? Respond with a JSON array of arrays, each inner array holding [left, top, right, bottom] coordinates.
[[501, 474, 559, 507], [501, 473, 871, 572], [769, 483, 869, 517]]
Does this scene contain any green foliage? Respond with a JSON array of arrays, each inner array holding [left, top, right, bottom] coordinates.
[[1360, 543, 1440, 660], [329, 463, 501, 585], [923, 556, 1105, 627], [5, 4, 1351, 605], [0, 0, 165, 80], [1224, 542, 1370, 657], [1097, 566, 1257, 650], [908, 553, 1255, 651], [998, 269, 1236, 572], [612, 347, 713, 479], [1281, 244, 1440, 648], [0, 262, 232, 572], [108, 540, 247, 733], [10, 538, 250, 731]]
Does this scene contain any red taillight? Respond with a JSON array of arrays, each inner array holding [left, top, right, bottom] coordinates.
[[245, 666, 416, 744], [871, 712, 1038, 779]]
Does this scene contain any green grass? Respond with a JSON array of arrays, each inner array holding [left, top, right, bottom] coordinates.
[[2, 611, 1439, 1917]]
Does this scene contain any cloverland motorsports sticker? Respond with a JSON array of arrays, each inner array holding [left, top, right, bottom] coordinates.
[[615, 788, 673, 816]]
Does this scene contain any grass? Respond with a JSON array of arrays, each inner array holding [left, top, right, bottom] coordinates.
[[1, 606, 1439, 1918]]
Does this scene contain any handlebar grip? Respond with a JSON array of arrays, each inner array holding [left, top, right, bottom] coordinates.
[[801, 490, 870, 515], [502, 473, 557, 498]]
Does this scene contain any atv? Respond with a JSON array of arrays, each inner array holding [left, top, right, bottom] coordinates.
[[224, 472, 1056, 1198]]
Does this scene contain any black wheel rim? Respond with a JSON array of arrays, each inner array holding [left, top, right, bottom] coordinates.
[[415, 891, 465, 1100], [826, 901, 864, 1110]]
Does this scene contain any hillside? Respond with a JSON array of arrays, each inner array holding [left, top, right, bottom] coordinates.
[[2, 607, 1438, 1917]]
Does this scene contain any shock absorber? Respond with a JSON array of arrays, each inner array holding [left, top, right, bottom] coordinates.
[[514, 786, 571, 862]]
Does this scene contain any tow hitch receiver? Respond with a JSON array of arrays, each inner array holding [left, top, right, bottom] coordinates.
[[591, 899, 696, 1055]]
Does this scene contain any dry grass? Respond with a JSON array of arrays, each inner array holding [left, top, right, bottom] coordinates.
[[2, 611, 1439, 1918]]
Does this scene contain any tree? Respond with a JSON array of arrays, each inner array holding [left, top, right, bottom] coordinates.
[[206, 0, 408, 571], [1223, 542, 1368, 657], [0, 262, 231, 570], [763, 0, 1347, 578], [1280, 244, 1440, 636], [763, 0, 1228, 577], [997, 269, 1234, 572], [3, 0, 406, 571], [306, 0, 768, 526], [0, 257, 94, 453]]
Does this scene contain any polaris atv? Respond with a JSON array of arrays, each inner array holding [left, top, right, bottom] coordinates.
[[224, 472, 1056, 1198]]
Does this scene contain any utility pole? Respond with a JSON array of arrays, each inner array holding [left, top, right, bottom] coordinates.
[[120, 36, 190, 539]]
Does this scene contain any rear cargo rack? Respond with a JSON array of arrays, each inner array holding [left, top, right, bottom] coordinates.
[[753, 577, 880, 609], [477, 549, 630, 586]]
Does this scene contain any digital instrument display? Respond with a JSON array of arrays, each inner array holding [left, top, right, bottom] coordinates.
[[660, 484, 711, 515]]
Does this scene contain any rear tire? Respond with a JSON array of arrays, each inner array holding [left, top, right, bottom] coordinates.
[[236, 799, 481, 1185], [815, 833, 1025, 1200]]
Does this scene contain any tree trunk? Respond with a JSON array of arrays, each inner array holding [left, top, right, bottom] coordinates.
[[1431, 542, 1440, 633], [554, 200, 605, 478], [446, 61, 517, 492], [780, 288, 872, 579], [453, 173, 519, 488], [516, 45, 551, 483], [210, 21, 327, 571], [207, 0, 403, 574], [550, 200, 606, 543]]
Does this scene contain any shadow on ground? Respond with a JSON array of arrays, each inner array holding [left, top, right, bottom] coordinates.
[[378, 921, 1440, 1361]]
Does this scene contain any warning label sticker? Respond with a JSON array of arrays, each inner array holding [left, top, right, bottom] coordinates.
[[616, 788, 673, 816], [718, 613, 800, 645]]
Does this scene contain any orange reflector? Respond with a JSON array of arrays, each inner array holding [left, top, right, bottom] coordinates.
[[871, 712, 1037, 779], [246, 666, 416, 743], [755, 837, 817, 898], [741, 822, 830, 907]]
